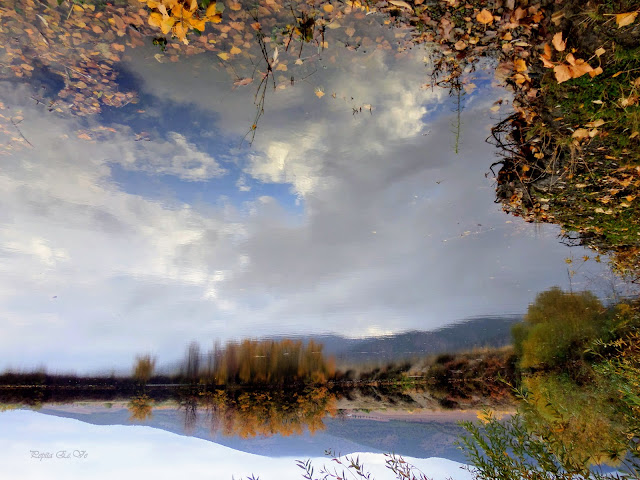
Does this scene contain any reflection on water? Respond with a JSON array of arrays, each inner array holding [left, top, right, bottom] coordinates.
[[1, 0, 639, 478]]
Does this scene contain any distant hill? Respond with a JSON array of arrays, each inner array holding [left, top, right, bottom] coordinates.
[[273, 315, 522, 365]]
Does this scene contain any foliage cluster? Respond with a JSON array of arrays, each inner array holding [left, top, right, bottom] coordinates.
[[178, 386, 336, 437], [511, 287, 640, 469], [179, 339, 335, 385]]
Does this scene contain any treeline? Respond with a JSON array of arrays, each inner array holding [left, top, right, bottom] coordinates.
[[176, 339, 336, 385]]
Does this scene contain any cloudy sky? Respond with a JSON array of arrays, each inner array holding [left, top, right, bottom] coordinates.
[[0, 37, 616, 373]]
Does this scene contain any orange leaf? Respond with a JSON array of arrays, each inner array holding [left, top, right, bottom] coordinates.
[[552, 32, 566, 52], [570, 61, 593, 79], [540, 54, 555, 68], [477, 9, 494, 24], [514, 58, 527, 72], [589, 66, 603, 78], [616, 11, 638, 28], [554, 64, 572, 83]]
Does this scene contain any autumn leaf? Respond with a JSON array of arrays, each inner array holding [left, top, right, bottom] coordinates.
[[554, 64, 572, 83], [233, 77, 253, 87], [572, 128, 590, 140], [585, 119, 605, 128], [589, 66, 603, 78], [552, 32, 566, 52], [323, 4, 334, 12], [595, 47, 606, 57], [540, 54, 555, 68], [315, 88, 325, 98], [616, 11, 638, 28], [230, 46, 241, 54], [389, 0, 413, 11], [229, 1, 242, 11], [476, 9, 493, 24], [454, 40, 467, 50], [218, 52, 230, 60], [514, 58, 527, 72], [569, 60, 593, 78]]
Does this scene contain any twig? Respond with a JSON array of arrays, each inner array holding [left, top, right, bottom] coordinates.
[[11, 118, 33, 148]]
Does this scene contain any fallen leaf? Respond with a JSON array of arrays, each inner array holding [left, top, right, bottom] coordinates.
[[552, 32, 566, 52], [476, 9, 494, 24], [454, 40, 467, 50], [595, 47, 606, 57], [630, 131, 639, 139], [514, 58, 527, 72], [570, 61, 593, 78], [230, 46, 241, 54], [323, 4, 334, 12], [218, 52, 230, 60], [389, 0, 413, 10], [554, 64, 572, 83], [295, 58, 303, 65], [229, 2, 242, 11], [616, 11, 638, 28], [540, 53, 555, 68], [572, 128, 590, 139], [586, 119, 605, 128], [315, 88, 325, 98], [589, 66, 603, 78]]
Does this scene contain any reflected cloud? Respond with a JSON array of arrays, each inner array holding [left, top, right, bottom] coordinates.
[[0, 38, 616, 372]]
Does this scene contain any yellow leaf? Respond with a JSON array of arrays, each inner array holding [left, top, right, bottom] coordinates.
[[514, 58, 527, 72], [323, 4, 334, 12], [157, 3, 169, 19], [148, 12, 163, 28], [218, 52, 230, 60], [206, 2, 218, 16], [554, 64, 572, 83], [595, 47, 606, 57], [630, 131, 639, 139], [295, 58, 303, 65], [276, 63, 287, 71], [173, 22, 189, 44], [190, 18, 206, 31], [230, 46, 241, 54], [315, 88, 325, 98], [476, 9, 493, 24], [616, 11, 638, 28], [73, 4, 84, 12], [552, 32, 566, 52], [161, 17, 176, 34], [209, 14, 222, 23]]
